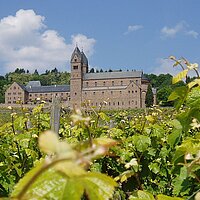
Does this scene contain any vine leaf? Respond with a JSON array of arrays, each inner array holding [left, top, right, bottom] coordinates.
[[168, 86, 189, 110], [62, 178, 84, 200], [39, 131, 75, 159], [11, 167, 117, 200], [172, 69, 188, 84], [186, 87, 200, 108], [188, 79, 200, 89], [172, 166, 189, 196], [82, 172, 118, 200], [157, 194, 184, 200], [148, 162, 160, 174], [129, 190, 154, 200], [132, 135, 151, 152]]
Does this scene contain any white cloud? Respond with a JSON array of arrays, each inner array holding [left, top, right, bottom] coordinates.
[[152, 58, 198, 78], [161, 22, 185, 38], [152, 58, 181, 75], [185, 30, 198, 39], [0, 9, 96, 73], [71, 34, 96, 57], [124, 25, 143, 35], [161, 21, 198, 39]]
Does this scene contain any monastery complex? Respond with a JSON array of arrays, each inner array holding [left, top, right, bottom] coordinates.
[[5, 47, 154, 109]]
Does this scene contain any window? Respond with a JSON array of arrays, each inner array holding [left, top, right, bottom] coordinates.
[[120, 91, 122, 94], [86, 82, 88, 87], [122, 102, 124, 105], [135, 90, 137, 93], [113, 102, 115, 105], [13, 86, 16, 90], [8, 93, 11, 95], [85, 92, 87, 95], [135, 101, 137, 105], [118, 102, 120, 105], [18, 92, 21, 95], [74, 59, 77, 62], [13, 92, 16, 95], [95, 82, 97, 86], [93, 92, 95, 95], [111, 91, 113, 94], [136, 80, 138, 84], [109, 102, 111, 106], [132, 91, 134, 93], [128, 91, 130, 94], [112, 81, 114, 86], [121, 81, 123, 85], [102, 91, 104, 95], [75, 92, 77, 95], [73, 66, 78, 70], [103, 81, 106, 86]]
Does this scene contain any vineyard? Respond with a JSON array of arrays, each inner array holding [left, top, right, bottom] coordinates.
[[0, 57, 200, 200]]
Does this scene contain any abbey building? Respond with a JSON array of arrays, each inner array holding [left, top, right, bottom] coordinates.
[[5, 47, 151, 109]]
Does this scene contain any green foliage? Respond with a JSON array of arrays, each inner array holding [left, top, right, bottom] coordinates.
[[145, 84, 154, 107], [11, 131, 117, 200], [0, 57, 200, 199]]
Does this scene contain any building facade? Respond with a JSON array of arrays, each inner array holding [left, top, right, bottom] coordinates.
[[5, 47, 151, 109]]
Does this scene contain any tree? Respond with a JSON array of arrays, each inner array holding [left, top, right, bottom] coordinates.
[[145, 84, 154, 107], [89, 68, 95, 73], [157, 86, 172, 102], [34, 69, 39, 75], [51, 68, 58, 74], [14, 68, 25, 74]]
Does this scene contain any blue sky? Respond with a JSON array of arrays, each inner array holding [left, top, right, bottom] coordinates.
[[0, 0, 200, 75]]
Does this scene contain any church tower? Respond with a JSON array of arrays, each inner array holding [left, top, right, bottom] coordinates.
[[70, 46, 88, 108]]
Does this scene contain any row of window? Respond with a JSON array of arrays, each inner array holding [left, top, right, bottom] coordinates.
[[10, 86, 20, 90], [7, 97, 21, 100], [82, 90, 138, 95], [29, 97, 70, 101], [7, 92, 22, 95], [85, 80, 139, 87], [90, 100, 137, 106], [29, 93, 69, 97]]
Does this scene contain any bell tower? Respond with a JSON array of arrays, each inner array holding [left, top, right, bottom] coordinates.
[[81, 50, 88, 74], [70, 47, 83, 108]]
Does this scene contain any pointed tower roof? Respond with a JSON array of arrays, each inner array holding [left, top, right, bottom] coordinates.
[[71, 46, 82, 62], [81, 51, 88, 65]]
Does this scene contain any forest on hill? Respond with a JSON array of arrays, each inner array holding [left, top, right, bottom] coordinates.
[[0, 67, 192, 105]]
